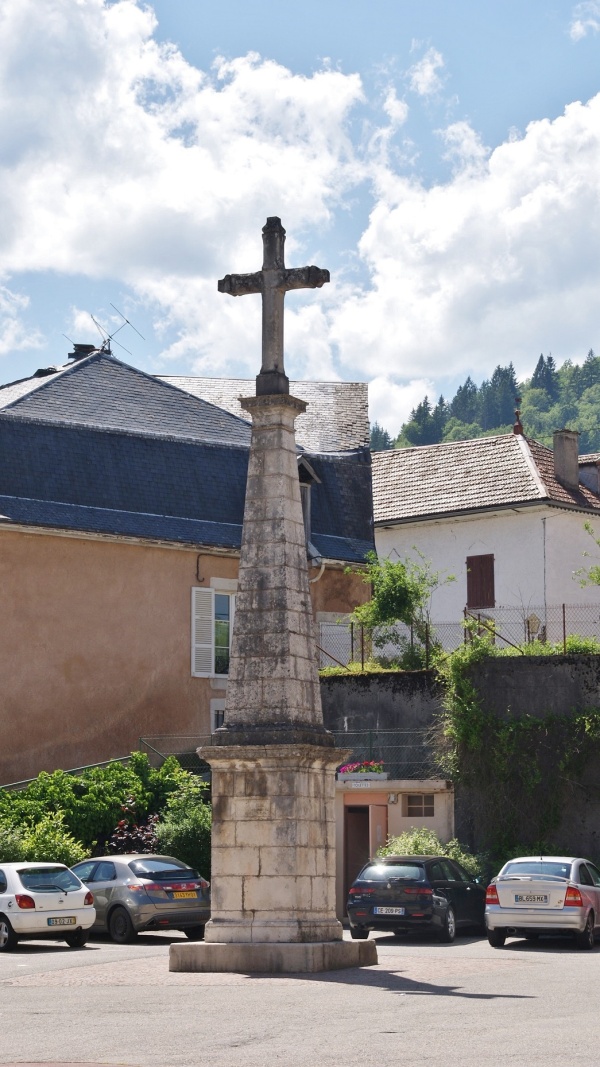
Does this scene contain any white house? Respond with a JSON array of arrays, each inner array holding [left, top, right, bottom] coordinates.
[[372, 429, 600, 646]]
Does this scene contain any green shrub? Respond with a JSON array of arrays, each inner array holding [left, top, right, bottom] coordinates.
[[155, 776, 211, 874], [0, 753, 192, 851], [377, 826, 482, 879], [155, 807, 212, 876], [0, 823, 25, 862], [1, 812, 89, 866]]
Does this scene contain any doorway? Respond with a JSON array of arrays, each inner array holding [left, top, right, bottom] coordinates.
[[344, 806, 370, 900]]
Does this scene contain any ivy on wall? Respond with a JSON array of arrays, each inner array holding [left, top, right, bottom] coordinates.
[[435, 634, 600, 864]]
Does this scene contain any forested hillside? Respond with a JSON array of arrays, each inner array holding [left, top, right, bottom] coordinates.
[[371, 351, 600, 454]]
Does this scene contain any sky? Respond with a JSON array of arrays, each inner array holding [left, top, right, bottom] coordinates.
[[1, 0, 600, 433]]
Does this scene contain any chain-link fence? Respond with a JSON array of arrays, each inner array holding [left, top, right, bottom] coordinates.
[[319, 603, 600, 666]]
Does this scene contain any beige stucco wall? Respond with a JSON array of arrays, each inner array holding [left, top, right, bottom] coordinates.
[[334, 779, 455, 918], [0, 528, 368, 784]]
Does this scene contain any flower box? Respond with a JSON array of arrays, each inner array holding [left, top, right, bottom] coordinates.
[[338, 772, 389, 781]]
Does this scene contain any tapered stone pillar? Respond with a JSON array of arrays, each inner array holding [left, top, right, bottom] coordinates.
[[169, 219, 376, 973]]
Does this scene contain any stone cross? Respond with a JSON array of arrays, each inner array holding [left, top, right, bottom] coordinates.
[[218, 217, 330, 395]]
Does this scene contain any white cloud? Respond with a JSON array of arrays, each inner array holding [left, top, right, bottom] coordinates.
[[331, 94, 600, 386], [406, 48, 445, 97], [439, 121, 489, 174], [383, 87, 409, 128], [369, 375, 436, 435], [570, 1, 600, 39], [0, 284, 42, 356], [0, 0, 363, 372]]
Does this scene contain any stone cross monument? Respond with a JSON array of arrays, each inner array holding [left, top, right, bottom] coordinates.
[[170, 218, 376, 973]]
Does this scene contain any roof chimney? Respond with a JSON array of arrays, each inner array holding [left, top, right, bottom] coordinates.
[[513, 396, 523, 435], [67, 343, 97, 362], [553, 429, 580, 491]]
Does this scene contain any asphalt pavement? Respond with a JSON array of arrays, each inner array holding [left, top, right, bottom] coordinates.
[[1, 929, 598, 1067]]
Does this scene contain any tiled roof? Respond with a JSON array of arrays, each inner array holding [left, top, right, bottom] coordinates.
[[0, 354, 251, 446], [527, 438, 600, 510], [372, 434, 600, 525], [580, 453, 600, 464], [160, 376, 369, 452]]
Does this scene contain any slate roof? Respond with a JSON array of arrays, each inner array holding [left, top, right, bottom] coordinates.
[[0, 353, 374, 563], [0, 353, 251, 446], [372, 433, 600, 526], [160, 376, 369, 453]]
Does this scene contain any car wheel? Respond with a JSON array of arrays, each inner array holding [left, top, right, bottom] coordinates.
[[487, 928, 506, 948], [108, 906, 138, 944], [65, 930, 89, 949], [0, 916, 18, 952], [438, 906, 456, 943], [184, 925, 205, 941], [349, 927, 369, 940], [576, 912, 595, 951]]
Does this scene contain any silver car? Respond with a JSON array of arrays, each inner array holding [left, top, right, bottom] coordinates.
[[71, 854, 210, 943], [485, 855, 600, 949]]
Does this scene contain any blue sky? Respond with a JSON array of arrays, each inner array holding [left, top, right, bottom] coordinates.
[[1, 0, 600, 432]]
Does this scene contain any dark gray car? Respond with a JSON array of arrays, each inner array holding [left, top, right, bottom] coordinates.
[[71, 854, 210, 943]]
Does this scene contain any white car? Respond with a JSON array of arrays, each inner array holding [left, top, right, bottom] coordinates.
[[485, 855, 600, 949], [0, 862, 96, 951]]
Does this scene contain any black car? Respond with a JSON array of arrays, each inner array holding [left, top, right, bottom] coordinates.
[[347, 854, 486, 942]]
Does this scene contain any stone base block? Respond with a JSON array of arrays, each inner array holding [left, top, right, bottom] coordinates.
[[169, 939, 378, 974]]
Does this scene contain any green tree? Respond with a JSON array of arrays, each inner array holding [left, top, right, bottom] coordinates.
[[349, 551, 454, 665], [370, 421, 393, 451], [450, 376, 479, 423]]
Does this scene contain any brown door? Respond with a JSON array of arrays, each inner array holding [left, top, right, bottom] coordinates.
[[369, 804, 388, 858], [344, 806, 370, 901]]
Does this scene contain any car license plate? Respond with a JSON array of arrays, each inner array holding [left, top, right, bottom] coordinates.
[[172, 891, 197, 899], [47, 916, 77, 926], [373, 907, 405, 915], [515, 894, 549, 904]]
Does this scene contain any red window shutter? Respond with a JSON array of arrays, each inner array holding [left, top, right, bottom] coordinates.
[[466, 554, 495, 608]]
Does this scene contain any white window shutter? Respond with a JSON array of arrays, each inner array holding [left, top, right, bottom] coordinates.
[[191, 587, 214, 677]]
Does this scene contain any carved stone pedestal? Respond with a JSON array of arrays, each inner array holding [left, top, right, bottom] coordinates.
[[169, 744, 377, 972]]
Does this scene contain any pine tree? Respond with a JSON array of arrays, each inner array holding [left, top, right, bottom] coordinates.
[[450, 376, 479, 423], [370, 422, 393, 452]]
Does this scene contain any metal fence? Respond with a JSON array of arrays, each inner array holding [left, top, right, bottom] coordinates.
[[332, 729, 438, 780], [319, 602, 600, 665], [139, 736, 211, 775], [139, 730, 437, 781]]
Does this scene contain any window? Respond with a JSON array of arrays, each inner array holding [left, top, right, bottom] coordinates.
[[191, 588, 235, 677], [95, 862, 117, 882], [587, 863, 600, 887], [72, 861, 97, 883], [440, 859, 460, 882], [402, 794, 435, 817], [466, 554, 495, 609]]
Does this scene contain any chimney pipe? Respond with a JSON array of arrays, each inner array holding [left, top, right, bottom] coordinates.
[[553, 429, 580, 492], [68, 343, 96, 362], [513, 396, 523, 435]]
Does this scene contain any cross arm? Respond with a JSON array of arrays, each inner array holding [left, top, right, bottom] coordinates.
[[218, 272, 263, 297], [280, 266, 330, 291]]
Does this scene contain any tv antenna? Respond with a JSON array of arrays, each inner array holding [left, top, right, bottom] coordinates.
[[89, 304, 145, 357]]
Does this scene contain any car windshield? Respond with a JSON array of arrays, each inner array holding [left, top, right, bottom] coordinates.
[[18, 866, 82, 892], [360, 863, 426, 882], [128, 859, 198, 880], [502, 861, 572, 879]]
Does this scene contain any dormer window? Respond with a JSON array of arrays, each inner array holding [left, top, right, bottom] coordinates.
[[298, 456, 321, 549]]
